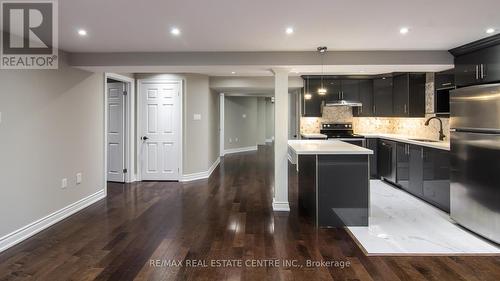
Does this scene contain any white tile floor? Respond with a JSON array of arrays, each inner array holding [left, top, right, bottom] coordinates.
[[348, 180, 500, 255]]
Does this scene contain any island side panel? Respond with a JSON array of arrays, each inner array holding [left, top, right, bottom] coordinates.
[[317, 155, 369, 227], [298, 154, 317, 224]]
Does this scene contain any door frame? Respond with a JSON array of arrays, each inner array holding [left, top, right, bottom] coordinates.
[[136, 79, 184, 181], [104, 73, 136, 186], [219, 93, 225, 156]]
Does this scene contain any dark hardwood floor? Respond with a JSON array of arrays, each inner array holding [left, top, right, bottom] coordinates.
[[1, 144, 500, 281]]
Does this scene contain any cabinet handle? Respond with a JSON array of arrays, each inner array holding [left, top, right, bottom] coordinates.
[[442, 82, 452, 86], [476, 65, 479, 80], [373, 105, 376, 113], [404, 104, 407, 113], [421, 148, 424, 158], [481, 64, 485, 79]]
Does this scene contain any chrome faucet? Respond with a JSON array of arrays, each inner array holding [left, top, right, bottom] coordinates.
[[425, 117, 446, 141]]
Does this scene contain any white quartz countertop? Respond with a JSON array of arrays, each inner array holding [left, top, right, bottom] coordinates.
[[300, 133, 328, 139], [359, 133, 450, 151], [288, 139, 373, 155]]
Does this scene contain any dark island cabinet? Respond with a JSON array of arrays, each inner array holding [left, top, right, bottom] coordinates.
[[422, 147, 450, 212]]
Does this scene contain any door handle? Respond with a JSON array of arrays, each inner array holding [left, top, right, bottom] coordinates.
[[141, 136, 149, 141]]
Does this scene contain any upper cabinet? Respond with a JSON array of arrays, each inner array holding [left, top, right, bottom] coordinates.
[[373, 76, 393, 117], [325, 79, 359, 102], [393, 73, 426, 117], [302, 78, 323, 117], [353, 79, 373, 117], [450, 34, 500, 87], [301, 73, 426, 118]]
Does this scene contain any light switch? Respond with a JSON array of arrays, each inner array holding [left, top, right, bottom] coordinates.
[[61, 178, 67, 189], [193, 114, 202, 120], [76, 173, 82, 184]]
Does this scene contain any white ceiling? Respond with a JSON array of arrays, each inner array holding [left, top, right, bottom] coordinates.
[[60, 0, 500, 52]]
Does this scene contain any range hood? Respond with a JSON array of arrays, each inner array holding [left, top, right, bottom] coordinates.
[[324, 100, 362, 107]]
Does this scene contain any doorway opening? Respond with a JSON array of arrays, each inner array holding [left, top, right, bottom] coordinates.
[[104, 73, 135, 184]]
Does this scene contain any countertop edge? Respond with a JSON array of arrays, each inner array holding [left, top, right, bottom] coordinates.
[[360, 134, 450, 151]]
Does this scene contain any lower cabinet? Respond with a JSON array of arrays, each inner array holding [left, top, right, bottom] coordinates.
[[378, 138, 450, 213], [397, 143, 424, 197], [422, 147, 450, 212]]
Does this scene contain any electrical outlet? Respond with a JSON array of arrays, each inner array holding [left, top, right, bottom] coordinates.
[[235, 137, 239, 142], [61, 178, 67, 189], [76, 173, 82, 184], [229, 138, 232, 143]]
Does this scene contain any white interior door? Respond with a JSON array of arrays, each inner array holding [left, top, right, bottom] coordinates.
[[107, 82, 125, 182], [140, 81, 181, 181]]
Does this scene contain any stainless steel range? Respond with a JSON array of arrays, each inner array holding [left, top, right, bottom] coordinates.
[[320, 122, 365, 147]]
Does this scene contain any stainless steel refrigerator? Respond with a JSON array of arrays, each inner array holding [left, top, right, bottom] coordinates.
[[450, 83, 500, 244]]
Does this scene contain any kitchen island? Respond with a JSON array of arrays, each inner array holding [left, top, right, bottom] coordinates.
[[288, 140, 373, 227]]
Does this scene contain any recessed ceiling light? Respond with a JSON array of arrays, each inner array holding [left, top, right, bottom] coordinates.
[[170, 27, 181, 36], [400, 27, 409, 35], [231, 71, 236, 74], [286, 27, 294, 35], [486, 28, 496, 34], [77, 29, 87, 36]]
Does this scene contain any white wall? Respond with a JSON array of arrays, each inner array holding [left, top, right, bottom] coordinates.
[[256, 97, 267, 145], [135, 73, 219, 175], [224, 96, 259, 150], [0, 52, 105, 240]]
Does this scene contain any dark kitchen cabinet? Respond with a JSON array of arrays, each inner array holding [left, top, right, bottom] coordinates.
[[373, 77, 393, 117], [396, 143, 423, 197], [434, 69, 455, 90], [378, 139, 396, 183], [392, 73, 426, 117], [396, 143, 410, 189], [325, 79, 359, 102], [340, 80, 360, 101], [366, 138, 378, 178], [408, 145, 424, 197], [302, 79, 323, 117], [450, 35, 500, 87], [422, 147, 450, 212], [353, 79, 373, 117]]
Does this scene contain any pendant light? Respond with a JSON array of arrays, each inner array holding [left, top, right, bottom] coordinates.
[[304, 76, 312, 100], [317, 46, 328, 96]]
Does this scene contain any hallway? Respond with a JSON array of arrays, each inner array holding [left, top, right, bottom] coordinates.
[[1, 145, 500, 281]]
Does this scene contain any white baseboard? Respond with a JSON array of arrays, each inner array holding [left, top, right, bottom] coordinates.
[[223, 145, 258, 155], [272, 199, 290, 212], [181, 157, 221, 182], [0, 189, 106, 253]]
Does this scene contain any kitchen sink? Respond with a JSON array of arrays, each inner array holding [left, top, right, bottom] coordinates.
[[409, 138, 439, 143]]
